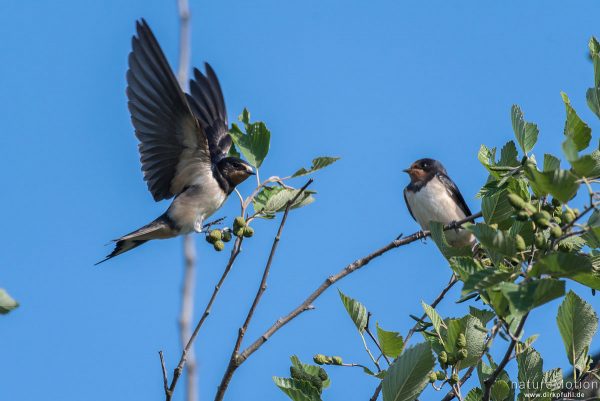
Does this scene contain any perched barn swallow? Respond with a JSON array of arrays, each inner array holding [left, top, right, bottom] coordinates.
[[403, 158, 475, 247], [97, 20, 254, 264]]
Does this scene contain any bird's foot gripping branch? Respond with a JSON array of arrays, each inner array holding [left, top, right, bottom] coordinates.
[[275, 37, 600, 401]]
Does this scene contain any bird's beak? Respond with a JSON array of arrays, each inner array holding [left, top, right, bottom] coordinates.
[[403, 168, 412, 174], [248, 169, 256, 176]]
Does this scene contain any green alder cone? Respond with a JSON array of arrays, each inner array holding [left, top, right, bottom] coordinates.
[[233, 216, 246, 230], [534, 233, 547, 249], [550, 225, 563, 238], [243, 226, 254, 238], [436, 371, 446, 380], [438, 351, 448, 364], [457, 348, 468, 360], [516, 211, 529, 221], [222, 230, 232, 242], [508, 193, 527, 210], [563, 210, 575, 223], [456, 333, 467, 348], [317, 367, 328, 381], [429, 372, 438, 383], [449, 373, 459, 384], [234, 227, 245, 237], [213, 240, 225, 252], [209, 229, 222, 242]]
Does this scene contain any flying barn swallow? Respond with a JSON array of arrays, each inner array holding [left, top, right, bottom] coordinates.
[[403, 158, 475, 247], [97, 20, 254, 264]]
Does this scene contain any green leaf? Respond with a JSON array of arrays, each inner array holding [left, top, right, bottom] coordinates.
[[421, 302, 446, 343], [449, 257, 484, 282], [338, 289, 368, 333], [511, 105, 539, 154], [586, 87, 600, 119], [478, 145, 497, 168], [465, 388, 483, 401], [273, 377, 322, 401], [499, 279, 565, 317], [382, 343, 435, 401], [499, 141, 520, 167], [530, 252, 592, 278], [469, 307, 495, 326], [556, 291, 598, 371], [462, 269, 513, 295], [447, 316, 487, 369], [0, 289, 18, 314], [561, 92, 592, 152], [491, 380, 511, 401], [517, 348, 544, 400], [465, 223, 517, 256], [253, 187, 315, 216], [429, 221, 473, 259], [229, 120, 270, 168], [482, 188, 514, 228], [542, 368, 563, 392], [227, 143, 241, 158], [377, 323, 404, 358], [571, 150, 600, 178], [524, 166, 579, 203], [292, 157, 340, 178], [543, 154, 560, 172]]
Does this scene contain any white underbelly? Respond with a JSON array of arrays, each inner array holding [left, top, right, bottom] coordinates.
[[167, 179, 228, 233], [405, 177, 473, 246]]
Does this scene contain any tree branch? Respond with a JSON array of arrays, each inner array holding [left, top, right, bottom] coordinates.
[[215, 179, 314, 401], [175, 0, 194, 400]]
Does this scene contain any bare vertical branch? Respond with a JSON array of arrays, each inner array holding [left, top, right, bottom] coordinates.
[[176, 1, 194, 400]]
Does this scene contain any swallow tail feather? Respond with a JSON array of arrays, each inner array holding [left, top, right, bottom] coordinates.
[[96, 214, 176, 265]]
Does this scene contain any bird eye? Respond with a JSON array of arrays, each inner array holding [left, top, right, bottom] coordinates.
[[422, 162, 429, 168]]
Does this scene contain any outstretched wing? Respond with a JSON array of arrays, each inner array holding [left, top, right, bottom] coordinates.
[[127, 19, 212, 201], [436, 173, 473, 217], [186, 64, 231, 162]]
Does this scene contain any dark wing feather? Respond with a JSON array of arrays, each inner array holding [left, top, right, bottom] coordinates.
[[403, 188, 416, 221], [127, 19, 211, 201], [186, 64, 231, 162], [436, 173, 473, 217]]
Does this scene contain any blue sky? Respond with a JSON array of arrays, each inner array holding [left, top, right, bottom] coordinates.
[[1, 1, 599, 400]]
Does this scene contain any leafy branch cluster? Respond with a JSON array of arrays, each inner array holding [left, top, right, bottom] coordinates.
[[274, 37, 600, 401]]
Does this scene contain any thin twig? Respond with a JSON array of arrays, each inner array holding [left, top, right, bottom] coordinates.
[[164, 237, 244, 400], [482, 313, 529, 401], [159, 351, 169, 397], [215, 179, 314, 401]]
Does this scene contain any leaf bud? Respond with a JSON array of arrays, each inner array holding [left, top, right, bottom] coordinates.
[[456, 333, 467, 348], [332, 356, 343, 365], [313, 354, 328, 365], [243, 226, 254, 238], [515, 234, 526, 252], [563, 210, 575, 223]]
